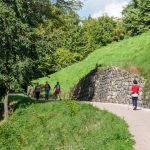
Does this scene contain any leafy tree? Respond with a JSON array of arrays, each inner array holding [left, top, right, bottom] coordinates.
[[0, 0, 83, 119], [0, 1, 36, 119], [56, 13, 88, 55], [82, 16, 125, 49], [2, 0, 82, 27], [122, 0, 150, 36], [35, 12, 85, 73], [51, 48, 82, 71], [52, 0, 83, 11], [36, 14, 126, 74], [2, 0, 51, 27], [112, 18, 126, 41], [26, 1, 84, 75]]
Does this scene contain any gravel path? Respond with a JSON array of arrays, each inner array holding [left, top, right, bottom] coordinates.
[[91, 102, 150, 150]]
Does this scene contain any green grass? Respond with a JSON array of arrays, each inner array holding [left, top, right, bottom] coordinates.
[[0, 98, 134, 150], [33, 31, 150, 94], [0, 96, 46, 120]]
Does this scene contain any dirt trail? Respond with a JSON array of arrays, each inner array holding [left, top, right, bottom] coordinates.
[[91, 102, 150, 150]]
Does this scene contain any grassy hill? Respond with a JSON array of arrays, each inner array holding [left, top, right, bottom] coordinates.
[[0, 97, 134, 149], [34, 31, 150, 95]]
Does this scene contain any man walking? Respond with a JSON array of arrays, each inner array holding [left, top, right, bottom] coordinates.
[[35, 83, 41, 100], [45, 81, 51, 100]]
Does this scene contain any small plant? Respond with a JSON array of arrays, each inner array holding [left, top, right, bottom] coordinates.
[[66, 100, 80, 116]]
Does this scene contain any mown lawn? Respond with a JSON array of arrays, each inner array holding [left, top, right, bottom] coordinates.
[[33, 31, 150, 95], [0, 97, 134, 150]]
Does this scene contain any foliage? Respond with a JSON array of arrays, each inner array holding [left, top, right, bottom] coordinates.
[[52, 48, 82, 72], [0, 0, 84, 118], [82, 16, 126, 47], [1, 0, 149, 94], [36, 15, 126, 74], [0, 1, 35, 93], [0, 0, 130, 90], [2, 0, 82, 27], [66, 100, 80, 116], [0, 0, 149, 92], [122, 0, 150, 36], [0, 99, 134, 149], [0, 0, 85, 92], [35, 12, 84, 74], [34, 31, 150, 95], [2, 0, 51, 27]]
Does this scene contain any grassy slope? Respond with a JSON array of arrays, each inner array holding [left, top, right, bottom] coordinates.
[[0, 98, 134, 149], [34, 31, 150, 94]]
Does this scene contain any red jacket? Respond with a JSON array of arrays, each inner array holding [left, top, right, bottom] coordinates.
[[131, 85, 139, 93]]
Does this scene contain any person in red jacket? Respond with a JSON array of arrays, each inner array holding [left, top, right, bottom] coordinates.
[[131, 79, 139, 110], [54, 82, 61, 100]]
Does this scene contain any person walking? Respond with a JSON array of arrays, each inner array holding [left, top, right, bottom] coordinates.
[[54, 82, 61, 100], [130, 79, 140, 110], [45, 81, 51, 100], [35, 83, 41, 100]]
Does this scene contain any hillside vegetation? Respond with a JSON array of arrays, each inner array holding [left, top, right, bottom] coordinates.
[[0, 99, 134, 149], [34, 31, 150, 94]]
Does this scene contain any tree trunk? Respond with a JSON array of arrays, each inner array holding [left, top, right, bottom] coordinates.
[[3, 90, 9, 120]]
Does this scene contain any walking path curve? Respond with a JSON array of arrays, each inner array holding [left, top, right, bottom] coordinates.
[[91, 102, 150, 150]]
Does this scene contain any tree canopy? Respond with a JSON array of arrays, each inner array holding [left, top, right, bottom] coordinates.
[[0, 0, 83, 119], [122, 0, 150, 36]]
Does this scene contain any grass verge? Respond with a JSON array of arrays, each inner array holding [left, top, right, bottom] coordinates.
[[0, 97, 134, 150]]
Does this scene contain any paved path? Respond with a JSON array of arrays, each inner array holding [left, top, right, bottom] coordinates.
[[91, 102, 150, 150]]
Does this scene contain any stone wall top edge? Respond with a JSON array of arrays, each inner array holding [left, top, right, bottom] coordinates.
[[96, 66, 145, 80]]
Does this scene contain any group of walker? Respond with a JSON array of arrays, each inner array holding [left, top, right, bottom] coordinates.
[[28, 81, 61, 101], [28, 79, 140, 110]]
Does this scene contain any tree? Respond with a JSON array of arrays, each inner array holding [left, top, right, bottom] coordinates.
[[0, 1, 36, 119], [36, 14, 126, 74], [82, 16, 123, 48], [0, 0, 83, 119], [51, 48, 82, 71], [35, 12, 85, 73], [122, 0, 150, 36]]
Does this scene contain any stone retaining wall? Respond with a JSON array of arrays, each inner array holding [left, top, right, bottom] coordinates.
[[74, 67, 147, 107]]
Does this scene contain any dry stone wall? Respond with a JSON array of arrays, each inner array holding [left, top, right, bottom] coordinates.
[[142, 85, 150, 108], [74, 67, 146, 107]]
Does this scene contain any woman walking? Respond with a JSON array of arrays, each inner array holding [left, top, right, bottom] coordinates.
[[54, 82, 61, 100], [130, 79, 140, 110]]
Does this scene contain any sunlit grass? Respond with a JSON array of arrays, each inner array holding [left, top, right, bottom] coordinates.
[[34, 31, 150, 95], [0, 97, 134, 150]]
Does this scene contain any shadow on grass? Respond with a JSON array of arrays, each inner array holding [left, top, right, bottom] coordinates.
[[0, 95, 58, 120]]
